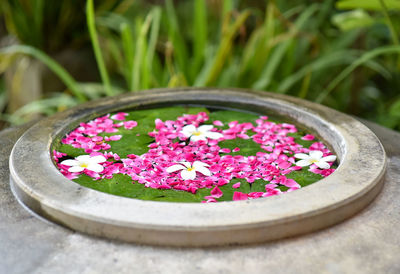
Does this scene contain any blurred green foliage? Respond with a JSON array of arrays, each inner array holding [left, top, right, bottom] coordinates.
[[0, 0, 400, 130]]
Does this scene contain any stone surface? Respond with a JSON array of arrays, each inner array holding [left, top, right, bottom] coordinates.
[[1, 120, 400, 273]]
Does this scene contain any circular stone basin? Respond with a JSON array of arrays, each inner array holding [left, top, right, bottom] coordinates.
[[9, 88, 386, 246]]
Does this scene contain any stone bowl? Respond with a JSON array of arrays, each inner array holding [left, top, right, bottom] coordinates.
[[9, 88, 386, 246]]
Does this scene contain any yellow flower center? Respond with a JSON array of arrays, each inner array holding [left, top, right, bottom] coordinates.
[[193, 131, 202, 136], [80, 163, 89, 168], [187, 167, 194, 171], [310, 159, 318, 163]]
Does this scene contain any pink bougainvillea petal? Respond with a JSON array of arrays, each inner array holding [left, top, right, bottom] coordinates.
[[210, 186, 223, 198], [111, 112, 128, 121], [282, 179, 300, 188], [213, 120, 224, 126], [220, 148, 231, 154], [108, 135, 122, 141], [232, 182, 241, 188], [233, 192, 248, 201], [278, 161, 291, 170], [124, 121, 138, 130], [301, 134, 315, 141]]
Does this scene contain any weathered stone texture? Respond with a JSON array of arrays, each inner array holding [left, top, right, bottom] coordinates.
[[1, 121, 399, 274]]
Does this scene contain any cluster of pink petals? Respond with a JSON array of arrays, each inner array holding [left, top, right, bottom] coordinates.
[[60, 113, 135, 154], [54, 111, 336, 203]]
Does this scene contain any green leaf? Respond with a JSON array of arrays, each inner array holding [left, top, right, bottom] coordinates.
[[331, 9, 375, 31], [74, 173, 211, 203], [250, 179, 269, 192], [165, 0, 189, 78], [316, 45, 400, 103], [240, 1, 275, 82], [55, 144, 86, 158], [107, 133, 153, 157], [389, 99, 400, 117], [145, 7, 162, 89], [287, 132, 315, 147], [86, 0, 113, 96], [120, 22, 135, 90], [336, 0, 400, 11], [204, 10, 251, 86], [252, 4, 319, 90], [286, 170, 323, 187], [127, 106, 209, 121], [277, 50, 360, 93], [0, 45, 85, 101], [208, 110, 259, 125], [217, 179, 251, 201], [191, 0, 208, 80], [218, 139, 262, 156]]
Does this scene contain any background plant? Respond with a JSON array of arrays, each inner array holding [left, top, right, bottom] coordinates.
[[0, 0, 399, 130]]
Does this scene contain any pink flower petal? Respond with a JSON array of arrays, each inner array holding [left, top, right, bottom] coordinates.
[[220, 148, 231, 153], [213, 120, 224, 126], [301, 134, 315, 141], [210, 186, 223, 198], [232, 182, 241, 189], [278, 161, 291, 170], [282, 179, 300, 188], [124, 121, 138, 130], [108, 135, 122, 141], [111, 112, 128, 121], [233, 192, 248, 201]]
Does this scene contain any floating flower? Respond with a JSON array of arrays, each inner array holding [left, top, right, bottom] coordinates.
[[181, 125, 223, 141], [294, 150, 336, 169], [60, 155, 107, 173], [166, 161, 211, 180]]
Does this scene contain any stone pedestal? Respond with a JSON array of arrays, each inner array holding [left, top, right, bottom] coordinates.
[[1, 117, 399, 273]]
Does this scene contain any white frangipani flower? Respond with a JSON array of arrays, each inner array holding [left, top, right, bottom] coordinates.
[[181, 125, 223, 142], [294, 150, 336, 169], [61, 155, 107, 173], [166, 161, 211, 180]]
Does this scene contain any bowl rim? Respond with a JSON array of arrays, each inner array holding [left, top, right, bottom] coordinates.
[[9, 88, 387, 246]]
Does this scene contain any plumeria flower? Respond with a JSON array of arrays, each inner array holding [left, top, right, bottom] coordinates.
[[294, 150, 336, 169], [166, 161, 211, 180], [181, 125, 223, 142], [60, 155, 107, 173]]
